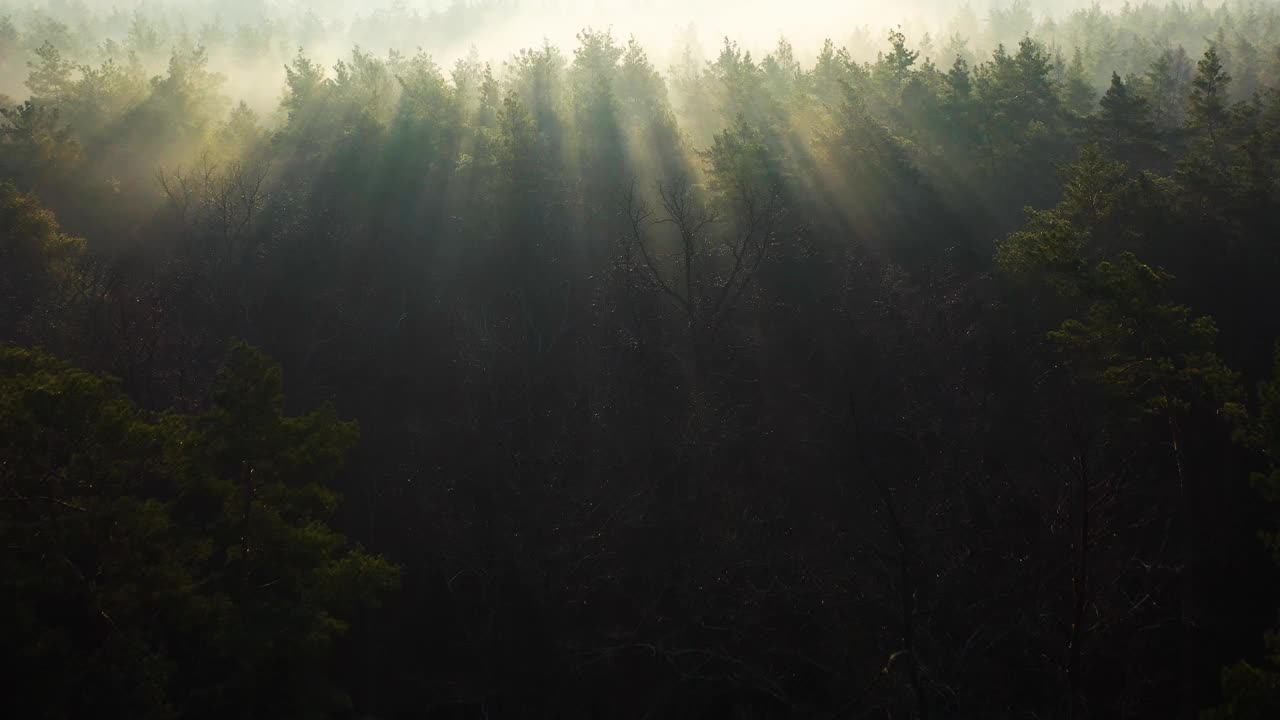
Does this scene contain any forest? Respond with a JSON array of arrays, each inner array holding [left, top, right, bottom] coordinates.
[[3, 0, 1280, 718]]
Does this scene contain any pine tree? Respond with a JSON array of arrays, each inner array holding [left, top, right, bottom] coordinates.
[[877, 27, 919, 92], [0, 343, 399, 720], [1094, 72, 1158, 163], [1206, 344, 1280, 720], [1064, 47, 1096, 116], [1146, 46, 1194, 130], [25, 41, 74, 107], [1189, 46, 1233, 153]]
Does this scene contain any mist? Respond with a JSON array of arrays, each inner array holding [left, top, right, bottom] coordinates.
[[4, 0, 1159, 115], [4, 1, 1280, 719]]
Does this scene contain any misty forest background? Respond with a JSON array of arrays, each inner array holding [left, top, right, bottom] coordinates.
[[5, 0, 1280, 718]]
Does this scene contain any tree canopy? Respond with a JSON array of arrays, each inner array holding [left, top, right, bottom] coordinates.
[[3, 1, 1280, 717]]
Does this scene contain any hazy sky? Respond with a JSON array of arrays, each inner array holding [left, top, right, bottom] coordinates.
[[292, 0, 1137, 53], [0, 0, 1187, 109], [302, 0, 1142, 68], [9, 0, 1144, 52]]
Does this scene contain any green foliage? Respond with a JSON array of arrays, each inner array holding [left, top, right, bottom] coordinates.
[[708, 37, 777, 132], [68, 53, 148, 132], [1094, 72, 1159, 162], [701, 115, 780, 211], [0, 181, 85, 338], [1207, 344, 1280, 719], [509, 41, 568, 132], [970, 36, 1073, 199], [1256, 345, 1280, 564], [1190, 46, 1234, 150], [999, 147, 1118, 280], [126, 12, 163, 58], [283, 47, 329, 124], [1048, 252, 1239, 415], [570, 28, 626, 180], [0, 343, 398, 720], [1064, 47, 1097, 116], [999, 146, 1240, 418], [1146, 46, 1195, 129], [25, 40, 74, 107], [812, 37, 862, 106], [1206, 641, 1280, 720], [0, 102, 80, 185], [876, 27, 920, 92], [977, 37, 1062, 131], [0, 348, 175, 719], [762, 37, 805, 107], [1, 5, 1280, 718]]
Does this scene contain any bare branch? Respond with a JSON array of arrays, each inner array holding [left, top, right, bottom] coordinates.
[[620, 177, 690, 314]]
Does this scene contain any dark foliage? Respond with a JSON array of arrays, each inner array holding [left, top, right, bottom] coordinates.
[[4, 2, 1280, 718]]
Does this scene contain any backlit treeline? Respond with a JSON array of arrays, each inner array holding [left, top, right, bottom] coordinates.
[[4, 1, 1280, 719]]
